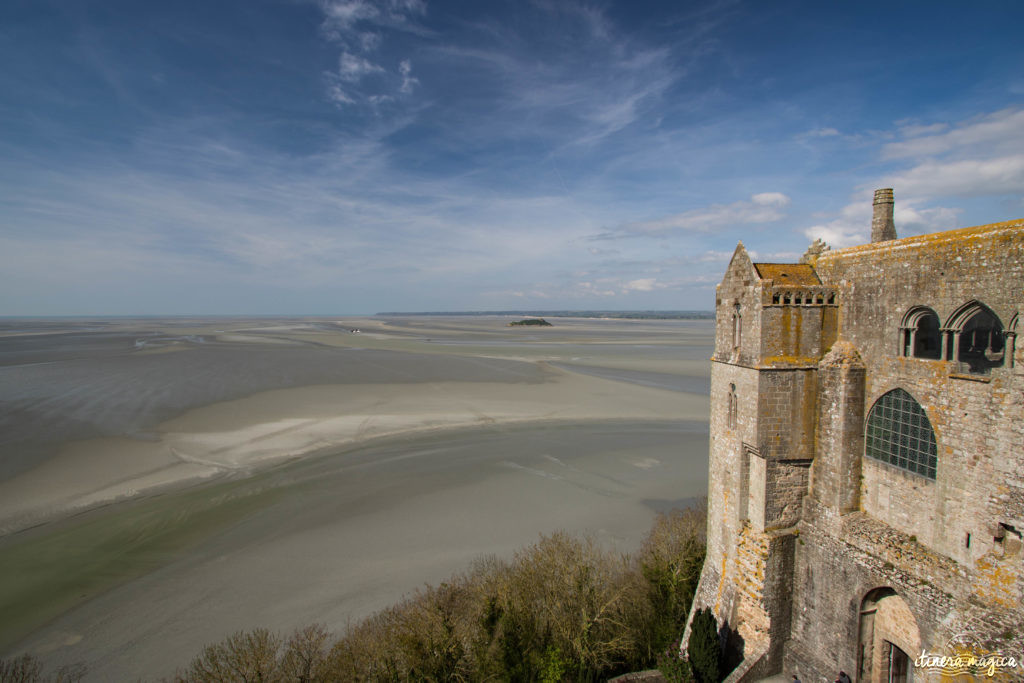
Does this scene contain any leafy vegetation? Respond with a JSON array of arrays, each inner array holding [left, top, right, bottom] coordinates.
[[687, 607, 723, 683], [1, 504, 707, 682], [0, 654, 85, 683]]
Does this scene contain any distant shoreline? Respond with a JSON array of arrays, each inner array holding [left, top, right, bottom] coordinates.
[[376, 310, 715, 319], [0, 310, 715, 322]]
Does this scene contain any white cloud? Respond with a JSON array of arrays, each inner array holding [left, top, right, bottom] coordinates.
[[337, 52, 384, 82], [804, 127, 840, 138], [747, 250, 801, 262], [624, 278, 657, 292], [606, 193, 790, 238], [803, 107, 1024, 249], [318, 0, 426, 107], [751, 192, 790, 207], [803, 195, 964, 249], [320, 0, 426, 36], [697, 250, 735, 262], [897, 122, 948, 139], [320, 1, 379, 33], [882, 108, 1024, 160], [802, 199, 871, 248], [884, 155, 1024, 199], [398, 59, 418, 93]]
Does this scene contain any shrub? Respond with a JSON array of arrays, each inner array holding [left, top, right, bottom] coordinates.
[[280, 624, 330, 682], [656, 637, 695, 683], [180, 628, 282, 682], [0, 655, 85, 683], [176, 503, 709, 682], [636, 504, 707, 659], [687, 607, 721, 683]]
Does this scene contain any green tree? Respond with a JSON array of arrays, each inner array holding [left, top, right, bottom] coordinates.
[[687, 608, 721, 683], [637, 505, 706, 657]]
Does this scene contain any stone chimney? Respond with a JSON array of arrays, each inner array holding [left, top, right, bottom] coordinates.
[[871, 188, 897, 243]]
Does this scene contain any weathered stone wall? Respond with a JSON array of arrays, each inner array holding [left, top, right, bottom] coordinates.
[[758, 304, 837, 366], [785, 512, 961, 682], [812, 221, 1024, 588], [755, 370, 817, 464], [787, 508, 1023, 682], [764, 459, 811, 531], [691, 218, 1024, 682], [813, 222, 1024, 362]]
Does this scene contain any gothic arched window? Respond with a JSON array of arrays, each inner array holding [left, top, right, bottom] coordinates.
[[865, 388, 937, 480], [900, 307, 941, 359]]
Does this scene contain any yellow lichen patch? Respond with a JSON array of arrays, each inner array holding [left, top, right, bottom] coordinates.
[[753, 263, 821, 285], [816, 219, 1024, 262], [760, 355, 819, 366], [973, 556, 1021, 609]]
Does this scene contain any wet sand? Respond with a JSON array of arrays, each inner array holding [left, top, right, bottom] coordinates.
[[0, 316, 713, 680]]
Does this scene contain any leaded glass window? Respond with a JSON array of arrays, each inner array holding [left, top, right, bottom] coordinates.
[[865, 388, 937, 479]]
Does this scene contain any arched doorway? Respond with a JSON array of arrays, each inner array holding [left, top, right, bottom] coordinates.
[[857, 588, 921, 682]]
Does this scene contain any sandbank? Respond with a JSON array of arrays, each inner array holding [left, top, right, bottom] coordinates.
[[0, 363, 706, 535]]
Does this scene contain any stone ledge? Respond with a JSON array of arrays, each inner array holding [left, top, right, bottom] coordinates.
[[949, 372, 992, 383]]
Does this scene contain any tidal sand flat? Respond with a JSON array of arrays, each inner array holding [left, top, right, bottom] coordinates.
[[0, 316, 713, 680]]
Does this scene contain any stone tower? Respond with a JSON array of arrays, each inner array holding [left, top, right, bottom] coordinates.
[[689, 241, 838, 673]]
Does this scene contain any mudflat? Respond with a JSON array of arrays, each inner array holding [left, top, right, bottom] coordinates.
[[0, 315, 712, 681]]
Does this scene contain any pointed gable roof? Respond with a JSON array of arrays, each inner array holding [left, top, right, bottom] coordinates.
[[720, 242, 757, 284]]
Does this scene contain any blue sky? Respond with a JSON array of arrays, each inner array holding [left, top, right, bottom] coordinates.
[[2, 0, 1023, 315]]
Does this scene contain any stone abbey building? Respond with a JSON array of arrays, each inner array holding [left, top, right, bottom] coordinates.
[[688, 190, 1023, 681]]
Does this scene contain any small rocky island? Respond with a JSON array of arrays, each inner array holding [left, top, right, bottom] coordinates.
[[508, 318, 552, 327]]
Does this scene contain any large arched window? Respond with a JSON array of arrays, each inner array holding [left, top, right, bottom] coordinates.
[[865, 388, 937, 480], [900, 307, 940, 359]]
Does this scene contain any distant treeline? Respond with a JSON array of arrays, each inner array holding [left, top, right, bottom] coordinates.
[[2, 505, 710, 682], [377, 310, 715, 320]]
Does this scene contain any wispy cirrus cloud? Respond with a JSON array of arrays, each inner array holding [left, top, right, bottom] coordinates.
[[882, 108, 1024, 160], [320, 0, 427, 36], [596, 192, 790, 239], [804, 107, 1024, 248], [424, 3, 692, 150]]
